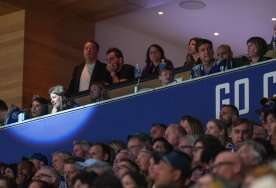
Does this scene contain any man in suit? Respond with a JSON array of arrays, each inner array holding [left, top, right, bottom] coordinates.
[[67, 40, 107, 96]]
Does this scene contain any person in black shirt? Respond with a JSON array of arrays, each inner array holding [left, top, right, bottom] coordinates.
[[105, 48, 134, 85]]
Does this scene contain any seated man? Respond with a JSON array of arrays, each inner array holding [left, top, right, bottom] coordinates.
[[67, 40, 108, 96], [105, 48, 134, 85], [191, 39, 223, 78], [216, 44, 237, 70]]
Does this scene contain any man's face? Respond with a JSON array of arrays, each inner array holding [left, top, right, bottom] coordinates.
[[83, 42, 98, 62], [178, 138, 193, 158], [153, 141, 166, 154], [32, 168, 57, 185], [188, 40, 197, 54], [88, 145, 106, 161], [164, 127, 178, 146], [231, 123, 251, 146], [89, 85, 101, 100], [73, 144, 85, 158], [150, 126, 165, 140], [219, 106, 234, 126], [216, 47, 231, 61], [154, 161, 180, 187], [52, 154, 64, 175], [31, 101, 44, 118], [198, 43, 213, 64], [159, 70, 173, 85], [106, 52, 122, 71], [247, 42, 258, 58], [127, 138, 144, 159]]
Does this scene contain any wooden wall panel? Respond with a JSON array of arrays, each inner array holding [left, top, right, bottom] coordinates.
[[0, 10, 24, 107], [23, 2, 94, 106]]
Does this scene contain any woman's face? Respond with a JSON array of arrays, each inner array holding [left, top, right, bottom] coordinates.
[[192, 141, 204, 165], [149, 46, 162, 63], [188, 40, 197, 54], [31, 101, 44, 118], [121, 174, 137, 188], [205, 121, 221, 138], [50, 93, 62, 108], [247, 42, 258, 58]]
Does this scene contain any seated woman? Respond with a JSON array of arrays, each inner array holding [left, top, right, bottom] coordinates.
[[142, 44, 174, 78], [48, 85, 77, 114], [30, 96, 49, 118], [234, 36, 271, 68]]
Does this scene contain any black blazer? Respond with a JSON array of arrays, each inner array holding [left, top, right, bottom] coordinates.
[[67, 60, 107, 96]]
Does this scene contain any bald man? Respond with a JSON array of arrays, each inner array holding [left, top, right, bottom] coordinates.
[[212, 151, 244, 183]]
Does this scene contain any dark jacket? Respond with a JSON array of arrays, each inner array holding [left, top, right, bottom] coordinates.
[[67, 60, 107, 96]]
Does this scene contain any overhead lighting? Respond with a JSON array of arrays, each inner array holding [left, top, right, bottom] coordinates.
[[157, 11, 164, 15], [272, 18, 276, 21], [213, 32, 220, 36]]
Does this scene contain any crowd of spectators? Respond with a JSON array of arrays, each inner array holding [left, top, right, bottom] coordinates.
[[0, 97, 275, 188]]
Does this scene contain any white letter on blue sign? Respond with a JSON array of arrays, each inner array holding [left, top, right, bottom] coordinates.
[[215, 83, 230, 118], [234, 78, 249, 115], [263, 71, 276, 98]]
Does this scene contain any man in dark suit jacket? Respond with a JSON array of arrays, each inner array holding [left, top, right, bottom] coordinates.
[[67, 40, 107, 96]]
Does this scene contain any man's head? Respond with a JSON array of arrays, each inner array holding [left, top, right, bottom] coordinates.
[[177, 135, 196, 158], [83, 40, 99, 62], [164, 124, 186, 147], [63, 158, 80, 187], [127, 134, 147, 160], [154, 151, 191, 188], [89, 82, 107, 102], [88, 143, 110, 162], [26, 153, 48, 171], [196, 39, 214, 64], [150, 123, 167, 140], [212, 151, 243, 182], [247, 36, 267, 59], [216, 44, 233, 61], [135, 149, 153, 174], [205, 119, 226, 140], [32, 166, 60, 188], [17, 160, 35, 186], [153, 137, 173, 155], [230, 118, 253, 147], [52, 151, 71, 176], [219, 104, 239, 127], [0, 99, 8, 125], [106, 48, 124, 72], [72, 140, 91, 159]]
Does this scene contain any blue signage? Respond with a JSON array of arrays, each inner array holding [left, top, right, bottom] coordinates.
[[0, 60, 275, 163]]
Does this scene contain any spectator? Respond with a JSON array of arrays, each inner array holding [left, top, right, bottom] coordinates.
[[212, 151, 244, 184], [219, 104, 239, 128], [30, 96, 49, 118], [72, 140, 91, 159], [71, 171, 97, 188], [150, 123, 167, 140], [216, 44, 237, 70], [32, 166, 60, 188], [127, 134, 147, 160], [177, 135, 197, 158], [0, 99, 8, 126], [205, 119, 228, 145], [88, 143, 111, 162], [28, 180, 55, 188], [105, 48, 134, 85], [67, 40, 108, 96], [0, 176, 17, 188], [252, 124, 267, 140], [49, 85, 76, 114], [52, 151, 71, 177], [16, 160, 35, 188], [237, 140, 267, 171], [158, 68, 176, 86], [121, 172, 147, 188], [152, 138, 173, 155], [180, 116, 204, 136], [113, 159, 139, 179], [3, 164, 17, 179], [23, 153, 49, 171], [89, 82, 108, 103], [228, 118, 253, 150], [164, 124, 186, 148], [191, 39, 223, 78], [153, 151, 191, 188], [63, 158, 80, 188], [184, 37, 201, 69], [135, 148, 153, 175], [142, 44, 174, 78]]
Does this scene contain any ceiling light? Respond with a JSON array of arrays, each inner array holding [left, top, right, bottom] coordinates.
[[179, 0, 206, 10], [272, 18, 276, 21], [213, 32, 220, 36], [158, 11, 164, 15]]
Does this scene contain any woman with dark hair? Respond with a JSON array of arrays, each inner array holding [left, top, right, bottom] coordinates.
[[48, 85, 77, 114], [246, 36, 271, 64], [121, 171, 147, 188], [142, 44, 174, 78], [179, 115, 205, 136], [30, 96, 49, 118], [184, 37, 201, 69], [205, 119, 228, 145]]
